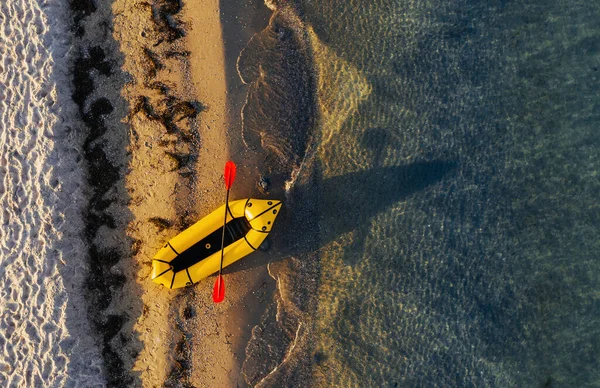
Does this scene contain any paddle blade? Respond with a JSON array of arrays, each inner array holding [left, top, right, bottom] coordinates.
[[224, 161, 236, 190], [212, 275, 225, 303]]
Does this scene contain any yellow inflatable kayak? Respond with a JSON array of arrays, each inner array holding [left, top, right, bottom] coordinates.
[[151, 198, 282, 289]]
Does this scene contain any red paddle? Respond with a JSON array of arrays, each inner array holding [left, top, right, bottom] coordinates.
[[213, 161, 236, 303]]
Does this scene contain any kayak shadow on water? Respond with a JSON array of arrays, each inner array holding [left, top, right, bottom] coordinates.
[[317, 160, 456, 258], [233, 159, 456, 271]]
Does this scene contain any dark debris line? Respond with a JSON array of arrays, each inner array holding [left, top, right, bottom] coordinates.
[[71, 0, 134, 386], [72, 44, 134, 388]]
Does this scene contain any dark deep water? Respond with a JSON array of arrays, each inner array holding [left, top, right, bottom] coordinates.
[[239, 0, 600, 386]]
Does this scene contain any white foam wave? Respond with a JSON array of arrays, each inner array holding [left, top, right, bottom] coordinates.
[[0, 1, 104, 386]]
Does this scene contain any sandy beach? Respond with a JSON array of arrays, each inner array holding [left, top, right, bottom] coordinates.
[[105, 0, 276, 386]]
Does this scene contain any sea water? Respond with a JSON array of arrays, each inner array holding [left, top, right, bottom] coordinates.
[[242, 0, 600, 386]]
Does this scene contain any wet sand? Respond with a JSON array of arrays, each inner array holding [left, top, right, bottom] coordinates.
[[181, 1, 277, 386]]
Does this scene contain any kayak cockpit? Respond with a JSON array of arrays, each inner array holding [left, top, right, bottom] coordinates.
[[169, 217, 252, 273]]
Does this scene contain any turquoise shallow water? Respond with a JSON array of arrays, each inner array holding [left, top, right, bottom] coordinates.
[[241, 0, 600, 386]]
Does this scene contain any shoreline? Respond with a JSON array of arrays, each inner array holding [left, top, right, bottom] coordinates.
[[182, 1, 276, 386]]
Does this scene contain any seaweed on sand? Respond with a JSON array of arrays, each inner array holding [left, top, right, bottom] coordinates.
[[148, 216, 173, 232]]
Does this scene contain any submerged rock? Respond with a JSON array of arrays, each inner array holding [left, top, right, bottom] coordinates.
[[258, 174, 270, 194]]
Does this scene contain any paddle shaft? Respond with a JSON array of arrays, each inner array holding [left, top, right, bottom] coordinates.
[[218, 189, 230, 277], [214, 160, 236, 302]]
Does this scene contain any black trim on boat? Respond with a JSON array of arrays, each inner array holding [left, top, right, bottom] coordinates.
[[167, 242, 179, 255], [152, 267, 173, 280], [247, 202, 280, 221], [244, 235, 257, 251]]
